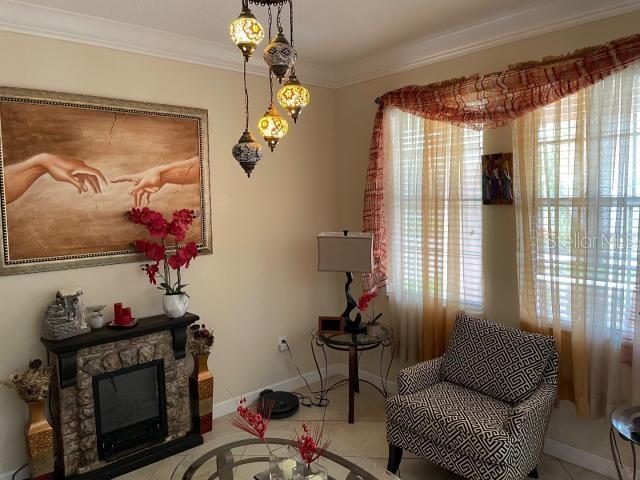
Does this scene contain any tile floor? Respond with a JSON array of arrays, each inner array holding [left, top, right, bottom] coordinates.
[[117, 377, 609, 480]]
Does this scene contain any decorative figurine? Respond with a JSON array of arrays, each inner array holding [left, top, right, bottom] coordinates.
[[1, 359, 54, 480], [41, 288, 90, 341], [86, 305, 106, 330]]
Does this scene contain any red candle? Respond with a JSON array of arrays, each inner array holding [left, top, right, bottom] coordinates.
[[122, 307, 132, 325], [114, 303, 123, 323]]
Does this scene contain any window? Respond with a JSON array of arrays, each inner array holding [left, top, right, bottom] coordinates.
[[523, 63, 640, 334], [387, 108, 483, 311]]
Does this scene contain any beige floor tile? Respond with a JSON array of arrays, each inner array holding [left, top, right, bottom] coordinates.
[[116, 375, 607, 480], [561, 460, 610, 480], [116, 461, 159, 480], [148, 455, 187, 480], [535, 456, 572, 480]]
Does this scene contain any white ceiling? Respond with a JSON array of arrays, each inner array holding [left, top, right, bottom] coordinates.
[[1, 0, 639, 87], [8, 0, 548, 66]]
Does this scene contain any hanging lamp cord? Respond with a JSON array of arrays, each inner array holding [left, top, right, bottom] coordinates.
[[276, 3, 283, 33], [289, 0, 294, 47], [243, 58, 249, 131], [267, 5, 274, 104], [289, 0, 296, 76]]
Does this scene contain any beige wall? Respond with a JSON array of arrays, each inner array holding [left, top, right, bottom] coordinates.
[[0, 9, 638, 476], [335, 11, 640, 465], [0, 31, 342, 473]]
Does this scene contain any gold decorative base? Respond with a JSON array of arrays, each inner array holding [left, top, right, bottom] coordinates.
[[26, 400, 54, 479], [190, 354, 214, 434]]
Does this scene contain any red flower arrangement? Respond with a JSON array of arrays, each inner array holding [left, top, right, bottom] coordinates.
[[295, 422, 330, 468], [232, 397, 275, 449], [126, 207, 199, 295], [357, 291, 377, 311]]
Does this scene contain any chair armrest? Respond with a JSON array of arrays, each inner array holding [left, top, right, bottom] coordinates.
[[506, 383, 557, 435], [397, 357, 443, 396]]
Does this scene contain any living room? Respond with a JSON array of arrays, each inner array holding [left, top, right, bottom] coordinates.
[[0, 1, 639, 479]]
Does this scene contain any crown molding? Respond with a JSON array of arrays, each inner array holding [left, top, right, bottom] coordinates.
[[0, 0, 335, 88], [0, 0, 638, 90], [332, 0, 640, 88]]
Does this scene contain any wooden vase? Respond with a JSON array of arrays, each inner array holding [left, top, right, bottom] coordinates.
[[26, 400, 54, 480], [190, 353, 213, 434]]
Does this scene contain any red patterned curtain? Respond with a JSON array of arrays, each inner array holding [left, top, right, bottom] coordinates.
[[363, 33, 640, 292]]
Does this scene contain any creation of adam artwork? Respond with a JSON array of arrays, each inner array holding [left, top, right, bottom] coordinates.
[[0, 87, 211, 275]]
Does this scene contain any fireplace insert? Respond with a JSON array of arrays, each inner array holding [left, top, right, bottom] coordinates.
[[93, 360, 168, 460]]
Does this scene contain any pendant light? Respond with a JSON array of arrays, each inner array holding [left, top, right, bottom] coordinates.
[[258, 103, 288, 151], [276, 2, 309, 123], [263, 29, 296, 83], [228, 0, 308, 174], [232, 59, 264, 177], [277, 72, 310, 123], [229, 0, 265, 60]]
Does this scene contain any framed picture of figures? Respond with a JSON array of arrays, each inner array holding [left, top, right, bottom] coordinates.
[[482, 152, 513, 205], [0, 87, 212, 275]]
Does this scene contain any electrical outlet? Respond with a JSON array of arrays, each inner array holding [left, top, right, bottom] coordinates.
[[278, 336, 289, 352]]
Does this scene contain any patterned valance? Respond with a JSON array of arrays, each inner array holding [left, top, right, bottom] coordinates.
[[363, 33, 640, 292]]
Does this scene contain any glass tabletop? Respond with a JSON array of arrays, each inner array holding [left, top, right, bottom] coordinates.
[[311, 326, 393, 348], [170, 432, 399, 480], [611, 404, 640, 444]]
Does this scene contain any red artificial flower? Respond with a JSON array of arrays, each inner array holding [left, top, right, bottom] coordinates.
[[165, 221, 183, 242], [184, 241, 198, 259], [167, 253, 186, 270], [142, 262, 160, 285], [146, 242, 165, 262], [128, 207, 168, 237], [178, 242, 198, 268], [295, 422, 330, 465], [173, 209, 196, 227], [134, 239, 165, 262], [232, 397, 274, 441], [357, 291, 378, 311], [135, 239, 149, 252]]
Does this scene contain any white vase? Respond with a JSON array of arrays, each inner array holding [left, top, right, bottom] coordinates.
[[163, 294, 189, 318]]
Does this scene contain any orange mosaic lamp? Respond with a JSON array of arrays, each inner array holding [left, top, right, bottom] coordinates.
[[258, 104, 289, 152], [277, 72, 310, 123]]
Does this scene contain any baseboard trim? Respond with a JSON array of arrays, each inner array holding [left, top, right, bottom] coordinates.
[[5, 366, 621, 480], [212, 363, 343, 419], [543, 437, 632, 479]]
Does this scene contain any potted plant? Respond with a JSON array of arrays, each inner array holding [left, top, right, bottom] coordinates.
[[126, 207, 199, 318]]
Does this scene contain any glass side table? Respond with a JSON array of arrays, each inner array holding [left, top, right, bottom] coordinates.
[[611, 404, 640, 480], [311, 326, 394, 424]]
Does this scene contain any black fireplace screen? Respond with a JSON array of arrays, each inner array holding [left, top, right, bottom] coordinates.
[[93, 360, 167, 459]]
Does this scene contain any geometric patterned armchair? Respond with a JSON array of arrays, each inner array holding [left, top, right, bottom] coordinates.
[[386, 314, 558, 480]]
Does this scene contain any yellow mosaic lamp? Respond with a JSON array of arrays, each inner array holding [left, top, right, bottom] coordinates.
[[258, 104, 289, 152], [277, 72, 310, 123], [229, 3, 265, 60]]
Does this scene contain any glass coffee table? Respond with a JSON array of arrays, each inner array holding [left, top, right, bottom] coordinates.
[[170, 433, 399, 480]]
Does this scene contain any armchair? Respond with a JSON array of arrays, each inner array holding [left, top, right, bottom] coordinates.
[[386, 314, 558, 480]]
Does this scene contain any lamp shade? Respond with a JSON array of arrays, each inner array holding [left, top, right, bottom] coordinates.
[[317, 232, 373, 273]]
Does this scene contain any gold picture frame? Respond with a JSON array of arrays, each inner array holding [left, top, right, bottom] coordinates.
[[0, 87, 212, 275]]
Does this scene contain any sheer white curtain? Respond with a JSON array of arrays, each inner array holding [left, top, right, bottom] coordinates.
[[385, 108, 484, 362], [513, 62, 640, 417]]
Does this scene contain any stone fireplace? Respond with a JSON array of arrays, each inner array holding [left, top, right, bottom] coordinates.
[[43, 313, 203, 479]]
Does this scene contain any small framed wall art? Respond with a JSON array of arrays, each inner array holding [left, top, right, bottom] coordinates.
[[482, 152, 513, 205], [0, 87, 212, 275]]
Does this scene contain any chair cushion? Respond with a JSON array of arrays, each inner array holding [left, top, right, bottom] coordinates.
[[440, 314, 555, 404], [386, 382, 515, 465]]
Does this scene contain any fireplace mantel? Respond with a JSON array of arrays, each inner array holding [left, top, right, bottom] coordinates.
[[42, 313, 199, 388], [42, 312, 203, 479]]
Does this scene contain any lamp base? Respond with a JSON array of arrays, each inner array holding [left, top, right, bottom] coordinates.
[[343, 319, 367, 335]]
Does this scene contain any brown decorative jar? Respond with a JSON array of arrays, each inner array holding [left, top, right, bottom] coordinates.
[[190, 353, 214, 434], [26, 399, 55, 480]]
